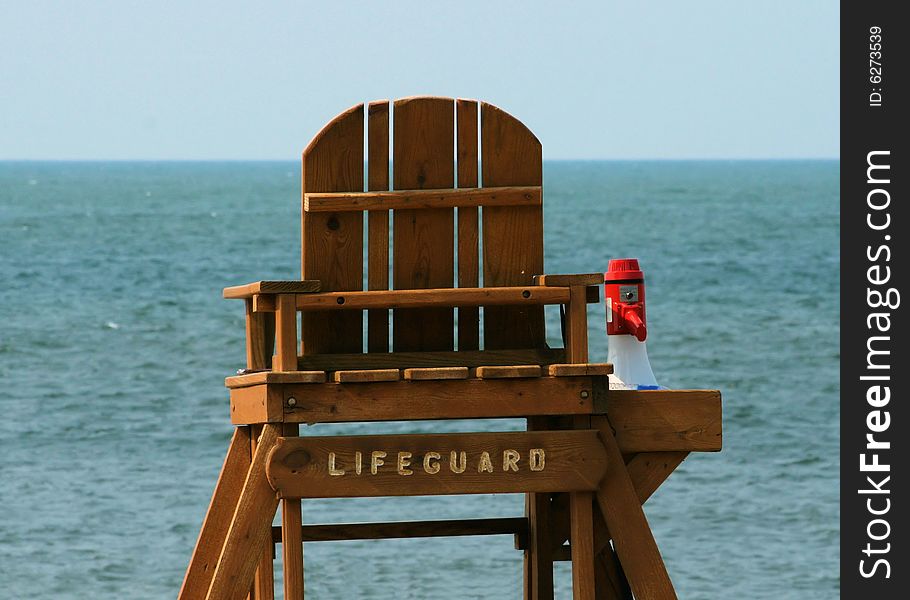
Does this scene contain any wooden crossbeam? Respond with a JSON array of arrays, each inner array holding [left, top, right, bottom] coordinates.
[[270, 517, 528, 545], [266, 430, 608, 498], [304, 185, 541, 212], [232, 377, 596, 424]]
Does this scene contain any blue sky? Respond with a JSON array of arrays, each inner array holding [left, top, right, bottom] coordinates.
[[0, 1, 838, 160]]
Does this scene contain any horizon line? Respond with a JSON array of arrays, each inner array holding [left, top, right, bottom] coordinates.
[[1, 156, 840, 163]]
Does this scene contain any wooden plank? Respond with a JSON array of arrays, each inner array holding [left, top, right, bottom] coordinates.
[[179, 427, 252, 600], [301, 102, 364, 354], [457, 99, 480, 351], [626, 451, 688, 504], [281, 423, 304, 600], [224, 280, 321, 299], [279, 377, 594, 424], [481, 101, 544, 349], [368, 100, 391, 354], [230, 385, 284, 425], [297, 348, 565, 371], [525, 417, 554, 600], [566, 285, 589, 363], [206, 424, 281, 600], [244, 300, 273, 371], [267, 430, 608, 499], [593, 417, 677, 600], [474, 365, 542, 379], [273, 295, 297, 372], [570, 415, 596, 600], [548, 363, 613, 377], [333, 369, 401, 383], [305, 186, 541, 212], [393, 96, 455, 351], [250, 426, 275, 600], [570, 491, 596, 600], [273, 517, 528, 544], [226, 371, 326, 389], [533, 273, 603, 287], [290, 286, 569, 311], [403, 366, 469, 381], [601, 390, 723, 453]]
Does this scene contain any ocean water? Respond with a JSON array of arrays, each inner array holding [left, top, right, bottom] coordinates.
[[0, 160, 839, 598]]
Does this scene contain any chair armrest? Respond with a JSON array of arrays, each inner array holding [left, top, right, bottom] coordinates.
[[532, 273, 603, 287], [223, 280, 321, 299]]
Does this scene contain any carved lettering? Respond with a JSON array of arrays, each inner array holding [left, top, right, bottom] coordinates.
[[371, 451, 387, 474], [397, 451, 413, 476], [328, 452, 345, 476], [503, 449, 520, 472], [424, 452, 441, 474], [450, 451, 467, 474], [325, 448, 548, 477], [478, 451, 494, 473], [529, 449, 546, 471]]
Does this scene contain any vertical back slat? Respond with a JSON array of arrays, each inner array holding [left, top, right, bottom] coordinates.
[[392, 97, 455, 351], [456, 98, 480, 351], [367, 100, 391, 352], [301, 103, 364, 354], [480, 101, 545, 349]]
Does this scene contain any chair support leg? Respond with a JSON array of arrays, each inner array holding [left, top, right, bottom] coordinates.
[[250, 425, 275, 600], [207, 424, 282, 600], [179, 427, 252, 600], [282, 423, 305, 599], [593, 416, 677, 600]]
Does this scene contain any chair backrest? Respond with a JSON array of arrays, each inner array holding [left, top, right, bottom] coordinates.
[[300, 96, 544, 356]]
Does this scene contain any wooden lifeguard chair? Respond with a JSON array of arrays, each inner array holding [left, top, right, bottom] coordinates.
[[178, 97, 722, 600]]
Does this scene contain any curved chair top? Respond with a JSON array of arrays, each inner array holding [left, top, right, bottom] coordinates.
[[299, 97, 544, 354]]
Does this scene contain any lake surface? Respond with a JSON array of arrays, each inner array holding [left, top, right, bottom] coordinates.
[[0, 160, 839, 598]]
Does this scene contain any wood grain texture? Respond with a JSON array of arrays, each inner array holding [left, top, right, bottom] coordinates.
[[625, 451, 689, 503], [481, 101, 544, 350], [402, 366, 469, 381], [229, 385, 284, 425], [281, 424, 304, 600], [250, 426, 275, 600], [525, 418, 554, 600], [179, 427, 252, 600], [548, 363, 613, 377], [206, 424, 281, 600], [273, 517, 527, 544], [224, 280, 321, 299], [293, 286, 567, 311], [593, 417, 677, 600], [332, 368, 401, 383], [393, 97, 455, 351], [368, 100, 391, 353], [306, 186, 540, 212], [565, 285, 589, 363], [474, 365, 542, 379], [297, 347, 565, 371], [570, 491, 596, 600], [245, 299, 273, 371], [533, 273, 603, 287], [602, 390, 722, 452], [301, 102, 364, 354], [457, 99, 480, 351], [267, 430, 607, 498], [226, 371, 326, 389], [279, 377, 594, 423], [273, 295, 298, 372]]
